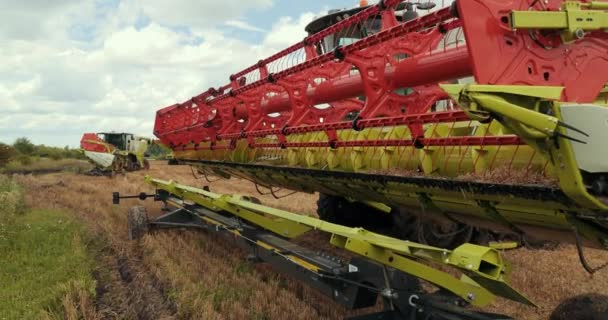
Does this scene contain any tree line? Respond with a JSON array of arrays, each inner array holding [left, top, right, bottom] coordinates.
[[0, 137, 86, 166]]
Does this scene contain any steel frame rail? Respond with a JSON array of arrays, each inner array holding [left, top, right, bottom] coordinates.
[[122, 193, 513, 319], [140, 176, 533, 308]]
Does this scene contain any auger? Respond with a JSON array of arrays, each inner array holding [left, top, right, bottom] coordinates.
[[118, 1, 608, 318]]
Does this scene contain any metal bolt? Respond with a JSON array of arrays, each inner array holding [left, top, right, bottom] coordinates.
[[408, 294, 420, 307], [381, 288, 399, 300], [467, 293, 475, 301], [574, 29, 585, 39]]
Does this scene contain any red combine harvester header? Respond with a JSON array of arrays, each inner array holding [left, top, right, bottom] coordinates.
[[118, 1, 608, 318], [154, 1, 607, 150]]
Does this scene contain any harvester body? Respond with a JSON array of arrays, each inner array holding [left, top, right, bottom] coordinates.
[[152, 0, 608, 250], [122, 1, 608, 317], [80, 132, 150, 173]]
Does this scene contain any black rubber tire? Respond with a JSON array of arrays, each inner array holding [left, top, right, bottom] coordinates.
[[167, 158, 179, 165], [317, 194, 472, 249], [128, 206, 149, 240], [125, 155, 140, 171], [550, 293, 608, 320], [391, 208, 473, 249], [390, 208, 419, 240], [416, 220, 473, 249], [317, 194, 392, 228], [316, 193, 343, 224]]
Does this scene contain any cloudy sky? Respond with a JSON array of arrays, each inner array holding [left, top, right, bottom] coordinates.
[[0, 0, 363, 147]]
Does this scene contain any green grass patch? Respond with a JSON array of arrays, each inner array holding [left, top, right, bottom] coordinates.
[[0, 175, 25, 225], [212, 285, 250, 311], [0, 157, 92, 174], [0, 209, 97, 319]]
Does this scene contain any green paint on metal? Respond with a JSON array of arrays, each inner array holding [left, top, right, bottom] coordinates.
[[510, 1, 608, 41], [333, 235, 497, 306], [146, 177, 312, 238], [441, 84, 608, 213], [347, 198, 392, 213], [145, 176, 532, 306]]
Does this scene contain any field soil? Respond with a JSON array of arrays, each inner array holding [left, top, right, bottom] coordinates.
[[11, 160, 608, 319]]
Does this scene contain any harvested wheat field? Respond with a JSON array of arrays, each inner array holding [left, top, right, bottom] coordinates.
[[9, 161, 608, 319]]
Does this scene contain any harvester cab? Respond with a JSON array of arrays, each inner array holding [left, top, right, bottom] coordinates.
[[80, 132, 151, 174], [99, 132, 131, 152], [305, 2, 435, 54]]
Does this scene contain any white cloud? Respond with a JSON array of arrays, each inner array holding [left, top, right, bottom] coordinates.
[[0, 0, 84, 40], [127, 0, 273, 29], [0, 0, 324, 147], [225, 20, 265, 33], [0, 86, 21, 112], [262, 12, 317, 49], [102, 24, 188, 65]]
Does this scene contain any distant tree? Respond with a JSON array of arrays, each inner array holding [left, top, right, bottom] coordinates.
[[16, 154, 32, 165], [146, 142, 171, 159], [0, 143, 17, 166], [5, 138, 85, 162], [13, 137, 35, 155]]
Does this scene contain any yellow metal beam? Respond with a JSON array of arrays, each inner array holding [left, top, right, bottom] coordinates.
[[146, 176, 532, 306], [510, 2, 608, 41]]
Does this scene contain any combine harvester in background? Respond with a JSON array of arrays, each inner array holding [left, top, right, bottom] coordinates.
[[80, 132, 151, 175], [116, 0, 608, 318]]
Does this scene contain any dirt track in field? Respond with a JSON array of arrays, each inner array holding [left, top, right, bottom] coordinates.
[[12, 161, 608, 319]]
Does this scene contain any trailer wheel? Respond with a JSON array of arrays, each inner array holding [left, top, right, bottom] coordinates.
[[390, 208, 419, 240], [416, 220, 473, 249], [550, 293, 608, 320], [390, 208, 473, 249], [128, 206, 149, 240], [317, 194, 392, 228], [316, 194, 343, 223]]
